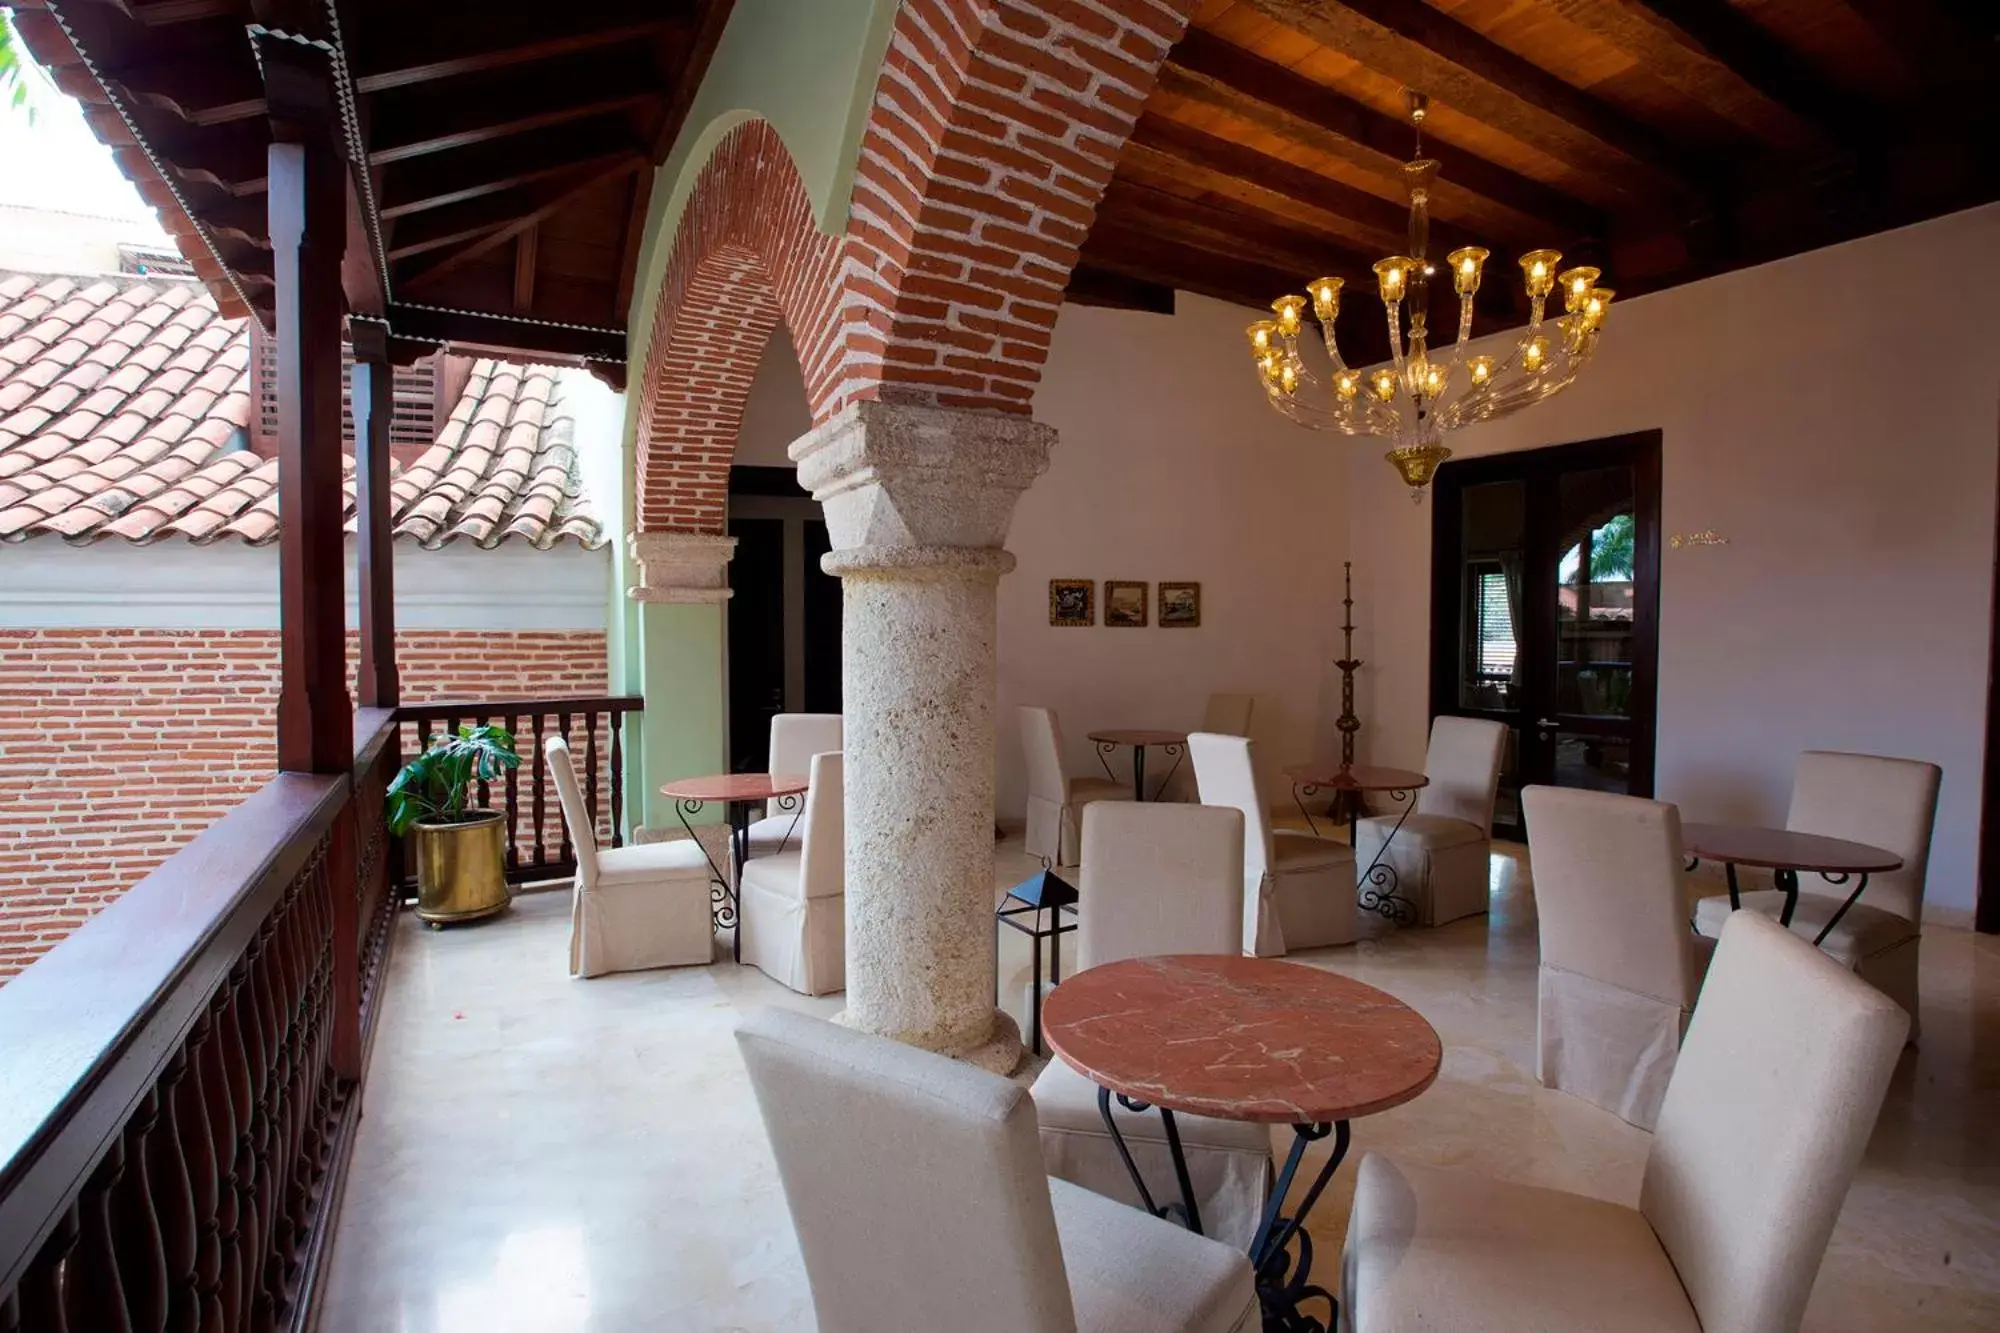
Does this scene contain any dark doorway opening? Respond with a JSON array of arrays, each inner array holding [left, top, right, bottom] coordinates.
[[727, 465, 841, 772], [1429, 431, 1663, 840]]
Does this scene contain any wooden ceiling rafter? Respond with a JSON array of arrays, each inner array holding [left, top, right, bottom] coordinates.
[[397, 156, 648, 291]]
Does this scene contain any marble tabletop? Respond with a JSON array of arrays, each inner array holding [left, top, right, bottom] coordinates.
[[659, 772, 808, 803], [1681, 822, 1902, 874], [1041, 955, 1441, 1125], [1284, 763, 1429, 794]]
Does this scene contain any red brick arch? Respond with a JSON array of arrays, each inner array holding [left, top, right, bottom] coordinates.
[[633, 119, 841, 535], [635, 1, 1200, 533]]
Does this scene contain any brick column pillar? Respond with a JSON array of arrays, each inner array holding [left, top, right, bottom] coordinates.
[[794, 402, 1052, 1074]]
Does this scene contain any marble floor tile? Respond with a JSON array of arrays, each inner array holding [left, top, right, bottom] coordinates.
[[319, 836, 2000, 1331]]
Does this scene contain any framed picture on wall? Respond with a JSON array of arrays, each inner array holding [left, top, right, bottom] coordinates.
[[1159, 582, 1201, 628], [1049, 579, 1094, 627], [1104, 581, 1149, 628]]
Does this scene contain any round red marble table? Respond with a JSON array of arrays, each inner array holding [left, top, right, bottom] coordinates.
[[1043, 954, 1440, 1328], [660, 772, 809, 961], [1283, 765, 1432, 925], [1087, 729, 1190, 802], [1682, 822, 1901, 946]]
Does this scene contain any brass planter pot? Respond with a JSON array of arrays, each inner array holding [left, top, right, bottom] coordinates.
[[412, 810, 510, 926]]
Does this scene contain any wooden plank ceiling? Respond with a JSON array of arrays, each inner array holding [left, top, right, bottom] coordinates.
[[1075, 0, 2000, 349], [12, 0, 734, 383]]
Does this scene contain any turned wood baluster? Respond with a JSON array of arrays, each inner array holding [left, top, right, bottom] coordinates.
[[609, 711, 626, 849], [240, 928, 283, 1332], [267, 889, 308, 1279], [217, 972, 256, 1332], [109, 1090, 174, 1333], [584, 712, 601, 845], [17, 1206, 79, 1333], [503, 714, 521, 871], [64, 1138, 136, 1333], [170, 1030, 221, 1333], [146, 1054, 201, 1333], [556, 712, 574, 865], [531, 714, 547, 866], [192, 1005, 238, 1333]]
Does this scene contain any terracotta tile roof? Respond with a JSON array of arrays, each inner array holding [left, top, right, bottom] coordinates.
[[0, 271, 601, 549]]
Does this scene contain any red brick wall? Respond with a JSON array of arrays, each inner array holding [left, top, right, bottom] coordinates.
[[0, 627, 608, 982]]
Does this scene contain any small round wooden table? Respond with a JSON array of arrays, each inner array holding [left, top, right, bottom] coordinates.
[[1682, 822, 1902, 946], [1043, 955, 1440, 1331], [659, 772, 809, 962], [1088, 729, 1189, 802], [1284, 764, 1430, 925]]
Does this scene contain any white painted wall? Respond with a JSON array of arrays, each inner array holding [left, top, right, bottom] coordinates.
[[734, 328, 813, 468], [0, 538, 610, 631], [1347, 203, 2000, 923]]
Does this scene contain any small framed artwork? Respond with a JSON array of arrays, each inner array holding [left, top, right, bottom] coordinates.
[[1049, 579, 1095, 627], [1159, 582, 1201, 628], [1104, 581, 1149, 628]]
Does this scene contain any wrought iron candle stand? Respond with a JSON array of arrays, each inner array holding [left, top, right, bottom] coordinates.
[[1330, 562, 1365, 826]]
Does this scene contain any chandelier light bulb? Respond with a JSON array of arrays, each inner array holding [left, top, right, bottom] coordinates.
[[1447, 246, 1488, 297], [1309, 277, 1344, 322], [1278, 362, 1300, 395], [1467, 355, 1495, 387], [1559, 266, 1601, 314], [1371, 368, 1399, 402], [1271, 294, 1307, 335], [1519, 249, 1562, 299], [1246, 320, 1278, 353], [1522, 335, 1550, 373], [1335, 370, 1360, 399], [1374, 256, 1414, 304], [1584, 287, 1614, 329]]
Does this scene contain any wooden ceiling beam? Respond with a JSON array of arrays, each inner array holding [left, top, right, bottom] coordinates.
[[350, 16, 691, 95], [513, 226, 539, 315], [1065, 266, 1177, 314], [1160, 35, 1603, 240], [380, 135, 645, 218], [396, 157, 645, 289], [1551, 0, 1867, 148], [95, 52, 267, 125], [365, 50, 661, 165], [128, 0, 240, 25], [1096, 178, 1383, 292], [1244, 0, 1713, 205]]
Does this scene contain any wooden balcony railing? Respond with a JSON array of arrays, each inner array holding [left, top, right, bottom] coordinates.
[[391, 696, 642, 890], [0, 711, 400, 1333]]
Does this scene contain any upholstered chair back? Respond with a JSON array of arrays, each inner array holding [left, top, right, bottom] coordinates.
[[736, 1007, 1078, 1333], [1200, 693, 1255, 738], [1416, 715, 1509, 833], [1078, 802, 1245, 969], [544, 737, 598, 885], [1641, 913, 1908, 1332], [1019, 706, 1069, 804], [1785, 750, 1940, 923], [797, 751, 845, 901], [1188, 732, 1273, 945], [1521, 786, 1693, 1007], [769, 712, 843, 779]]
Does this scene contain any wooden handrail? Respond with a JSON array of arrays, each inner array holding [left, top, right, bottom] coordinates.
[[0, 709, 403, 1329], [392, 695, 642, 721]]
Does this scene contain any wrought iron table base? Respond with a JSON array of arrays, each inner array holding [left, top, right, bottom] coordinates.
[[673, 795, 802, 963], [1293, 784, 1420, 925], [1097, 740, 1186, 802], [1096, 1088, 1352, 1332], [1696, 861, 1872, 947]]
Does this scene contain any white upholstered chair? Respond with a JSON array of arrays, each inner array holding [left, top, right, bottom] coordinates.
[[1693, 750, 1939, 1039], [1168, 694, 1255, 801], [746, 712, 843, 854], [1188, 731, 1355, 956], [736, 1006, 1258, 1333], [1021, 706, 1127, 866], [1031, 802, 1273, 1249], [546, 737, 713, 977], [739, 750, 844, 996], [1341, 912, 1909, 1333], [1523, 785, 1710, 1129], [1354, 716, 1506, 927]]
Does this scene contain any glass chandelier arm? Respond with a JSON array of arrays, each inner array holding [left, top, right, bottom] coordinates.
[[1384, 300, 1407, 375], [1320, 320, 1348, 374], [1262, 384, 1398, 437]]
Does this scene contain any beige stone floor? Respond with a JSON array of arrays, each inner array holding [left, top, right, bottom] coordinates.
[[318, 836, 2000, 1331]]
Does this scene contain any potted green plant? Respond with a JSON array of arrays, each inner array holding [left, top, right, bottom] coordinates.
[[387, 723, 521, 926]]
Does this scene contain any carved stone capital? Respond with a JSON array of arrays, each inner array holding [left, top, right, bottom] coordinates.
[[627, 532, 737, 604], [791, 402, 1054, 564]]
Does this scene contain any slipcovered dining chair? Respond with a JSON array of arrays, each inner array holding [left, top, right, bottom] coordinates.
[[1188, 732, 1355, 956], [1031, 802, 1273, 1249], [1021, 706, 1127, 866], [1341, 912, 1909, 1333], [1523, 785, 1710, 1129], [746, 712, 843, 854], [546, 737, 713, 977], [739, 750, 844, 996], [737, 1006, 1259, 1333], [1692, 750, 1939, 1040], [1354, 716, 1506, 927], [1169, 694, 1256, 801]]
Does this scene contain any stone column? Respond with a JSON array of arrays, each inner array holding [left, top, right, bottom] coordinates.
[[794, 402, 1053, 1074]]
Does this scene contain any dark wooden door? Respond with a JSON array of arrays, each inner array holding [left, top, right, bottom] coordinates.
[[1430, 431, 1662, 839], [728, 516, 787, 772], [803, 518, 841, 714]]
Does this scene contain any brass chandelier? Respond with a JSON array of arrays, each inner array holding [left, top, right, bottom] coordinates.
[[1247, 92, 1613, 500]]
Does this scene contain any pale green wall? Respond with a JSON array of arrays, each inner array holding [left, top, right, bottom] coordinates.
[[610, 0, 896, 829]]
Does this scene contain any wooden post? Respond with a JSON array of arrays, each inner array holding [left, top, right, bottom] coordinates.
[[351, 321, 399, 708], [270, 134, 353, 774]]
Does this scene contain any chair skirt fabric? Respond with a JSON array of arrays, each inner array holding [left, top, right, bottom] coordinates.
[[1536, 963, 1688, 1130], [1269, 861, 1358, 953], [569, 875, 714, 978], [1354, 814, 1491, 927], [739, 879, 843, 996], [1032, 1060, 1273, 1251]]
